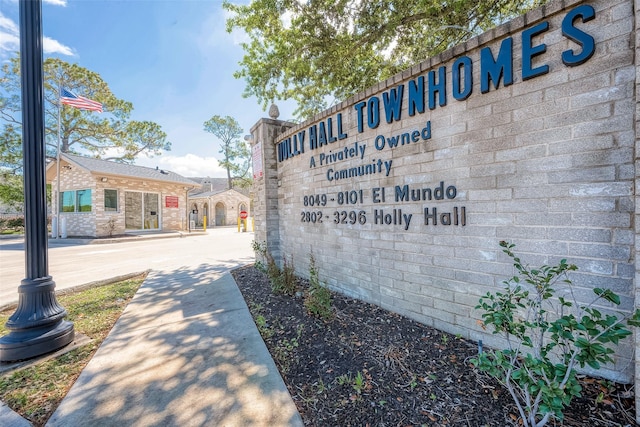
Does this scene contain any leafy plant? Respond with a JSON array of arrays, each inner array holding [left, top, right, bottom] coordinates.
[[409, 375, 418, 391], [0, 216, 24, 233], [278, 256, 297, 296], [251, 241, 267, 273], [336, 373, 351, 386], [254, 314, 274, 339], [472, 241, 640, 427], [267, 261, 283, 293], [280, 324, 304, 352], [334, 371, 370, 396], [253, 260, 266, 273], [251, 240, 266, 255], [304, 254, 333, 320], [352, 371, 365, 394], [272, 324, 304, 373], [251, 240, 290, 294]]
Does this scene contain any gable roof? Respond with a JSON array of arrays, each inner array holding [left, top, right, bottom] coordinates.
[[189, 188, 250, 199], [189, 177, 229, 195], [48, 153, 201, 187], [188, 177, 251, 197]]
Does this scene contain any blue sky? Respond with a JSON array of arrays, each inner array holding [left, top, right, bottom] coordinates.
[[0, 0, 295, 178]]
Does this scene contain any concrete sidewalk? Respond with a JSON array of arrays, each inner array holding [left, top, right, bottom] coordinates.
[[39, 267, 303, 426]]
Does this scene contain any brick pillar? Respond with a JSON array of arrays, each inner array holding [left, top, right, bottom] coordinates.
[[249, 117, 294, 266]]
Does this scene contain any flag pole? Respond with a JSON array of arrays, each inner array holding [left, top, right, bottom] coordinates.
[[55, 78, 61, 238]]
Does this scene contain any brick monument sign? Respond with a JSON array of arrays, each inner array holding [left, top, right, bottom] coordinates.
[[250, 0, 640, 419]]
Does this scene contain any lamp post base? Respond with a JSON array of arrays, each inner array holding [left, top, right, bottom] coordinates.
[[0, 320, 74, 362], [0, 276, 75, 362]]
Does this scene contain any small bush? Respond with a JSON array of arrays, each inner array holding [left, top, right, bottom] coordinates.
[[472, 241, 640, 427], [0, 216, 24, 232], [251, 240, 267, 257], [251, 240, 296, 295], [251, 240, 268, 273], [272, 256, 297, 296], [304, 254, 333, 320]]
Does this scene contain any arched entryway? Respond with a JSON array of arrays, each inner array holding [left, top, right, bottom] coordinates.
[[215, 202, 225, 226], [190, 203, 199, 226]]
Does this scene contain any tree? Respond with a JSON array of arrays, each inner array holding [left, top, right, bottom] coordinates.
[[224, 0, 548, 119], [0, 174, 23, 212], [1, 55, 171, 161], [0, 54, 171, 207], [203, 115, 251, 190]]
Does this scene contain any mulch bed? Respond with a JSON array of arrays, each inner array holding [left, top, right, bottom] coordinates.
[[231, 265, 637, 427]]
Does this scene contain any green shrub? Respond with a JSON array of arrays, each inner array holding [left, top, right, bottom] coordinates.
[[272, 256, 297, 296], [0, 216, 24, 233], [251, 240, 296, 295], [472, 241, 640, 427], [304, 254, 333, 320], [251, 240, 267, 273]]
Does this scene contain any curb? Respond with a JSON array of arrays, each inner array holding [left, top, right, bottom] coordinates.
[[48, 230, 207, 246], [0, 271, 149, 312]]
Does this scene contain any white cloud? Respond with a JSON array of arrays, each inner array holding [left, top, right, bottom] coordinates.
[[204, 6, 249, 47], [135, 153, 227, 178], [0, 12, 18, 35], [0, 30, 18, 52], [43, 36, 74, 55], [44, 0, 67, 5], [0, 12, 19, 52], [0, 12, 73, 56]]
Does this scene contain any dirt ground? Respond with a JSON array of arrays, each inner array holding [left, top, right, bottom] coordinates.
[[232, 265, 637, 427]]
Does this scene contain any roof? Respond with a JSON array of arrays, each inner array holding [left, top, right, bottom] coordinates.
[[189, 188, 250, 199], [189, 177, 251, 197], [189, 177, 229, 195], [49, 153, 201, 187]]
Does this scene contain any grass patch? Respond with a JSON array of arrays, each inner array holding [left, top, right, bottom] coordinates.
[[0, 275, 145, 426]]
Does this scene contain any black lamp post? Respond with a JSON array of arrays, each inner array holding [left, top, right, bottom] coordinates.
[[0, 0, 74, 361]]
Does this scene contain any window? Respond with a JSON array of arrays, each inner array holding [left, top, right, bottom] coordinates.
[[60, 191, 75, 212], [59, 189, 92, 213], [77, 189, 91, 212], [104, 189, 118, 212]]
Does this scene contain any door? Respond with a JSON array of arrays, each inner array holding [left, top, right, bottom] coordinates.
[[125, 191, 160, 230], [144, 193, 159, 229], [215, 202, 225, 226]]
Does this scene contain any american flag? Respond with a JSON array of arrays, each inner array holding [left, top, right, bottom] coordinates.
[[60, 88, 103, 113]]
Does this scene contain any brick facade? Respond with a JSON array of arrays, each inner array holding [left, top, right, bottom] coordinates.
[[48, 158, 193, 237], [189, 189, 251, 227], [251, 0, 640, 417]]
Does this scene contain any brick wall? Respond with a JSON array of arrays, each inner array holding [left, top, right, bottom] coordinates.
[[251, 119, 295, 263], [189, 190, 251, 226], [253, 0, 639, 390]]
